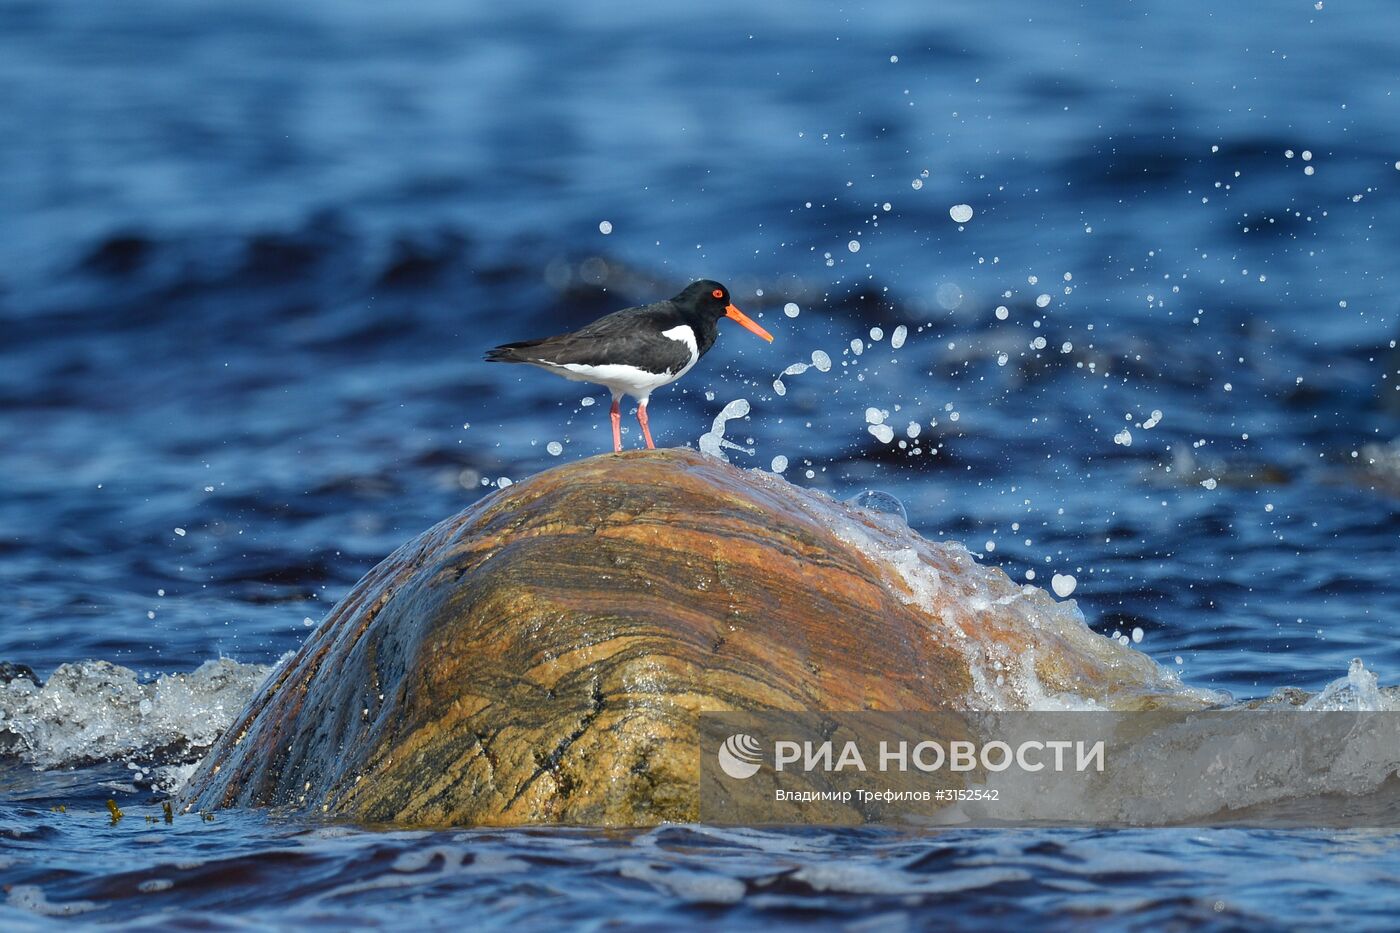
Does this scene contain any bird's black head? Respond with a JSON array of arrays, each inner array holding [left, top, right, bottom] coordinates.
[[670, 279, 774, 343]]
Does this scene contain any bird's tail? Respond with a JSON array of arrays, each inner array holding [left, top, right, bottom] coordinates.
[[484, 341, 539, 364]]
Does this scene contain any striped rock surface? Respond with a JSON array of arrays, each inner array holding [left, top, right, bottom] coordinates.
[[180, 448, 1208, 826]]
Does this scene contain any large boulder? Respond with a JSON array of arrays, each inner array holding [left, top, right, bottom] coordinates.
[[180, 449, 1209, 826]]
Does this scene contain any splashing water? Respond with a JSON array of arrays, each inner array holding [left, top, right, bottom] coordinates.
[[1302, 658, 1390, 711], [845, 489, 909, 525], [0, 657, 278, 773], [698, 399, 754, 460]]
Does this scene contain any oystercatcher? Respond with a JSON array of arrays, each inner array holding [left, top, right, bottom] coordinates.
[[486, 280, 773, 451]]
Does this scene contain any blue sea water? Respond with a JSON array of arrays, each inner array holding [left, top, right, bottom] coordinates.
[[3, 0, 1400, 927]]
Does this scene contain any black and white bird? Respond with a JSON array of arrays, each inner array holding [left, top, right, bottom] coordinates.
[[485, 280, 773, 451]]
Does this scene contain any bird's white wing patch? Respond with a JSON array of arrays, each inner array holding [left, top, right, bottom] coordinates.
[[661, 324, 699, 367]]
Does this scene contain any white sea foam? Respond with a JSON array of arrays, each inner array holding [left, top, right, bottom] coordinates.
[[5, 885, 100, 917], [0, 657, 278, 772], [619, 861, 746, 904], [792, 863, 1028, 896]]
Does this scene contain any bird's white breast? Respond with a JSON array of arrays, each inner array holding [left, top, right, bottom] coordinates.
[[550, 361, 673, 398]]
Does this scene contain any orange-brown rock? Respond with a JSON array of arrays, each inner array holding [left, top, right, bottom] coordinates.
[[180, 448, 1209, 826]]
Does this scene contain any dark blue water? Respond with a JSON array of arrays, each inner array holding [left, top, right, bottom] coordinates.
[[3, 0, 1400, 926]]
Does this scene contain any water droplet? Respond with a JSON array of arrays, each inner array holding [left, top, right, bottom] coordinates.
[[846, 489, 907, 524], [867, 423, 895, 444]]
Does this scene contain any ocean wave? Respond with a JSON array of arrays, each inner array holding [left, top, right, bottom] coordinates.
[[0, 657, 280, 780]]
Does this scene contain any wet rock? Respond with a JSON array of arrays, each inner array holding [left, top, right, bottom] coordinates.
[[181, 449, 1210, 827]]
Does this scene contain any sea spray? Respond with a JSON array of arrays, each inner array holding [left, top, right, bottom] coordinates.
[[699, 399, 753, 460], [0, 656, 279, 771], [744, 468, 1228, 712], [771, 350, 833, 400], [1302, 657, 1387, 711]]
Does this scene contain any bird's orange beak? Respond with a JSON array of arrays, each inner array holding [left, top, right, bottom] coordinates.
[[725, 304, 774, 343]]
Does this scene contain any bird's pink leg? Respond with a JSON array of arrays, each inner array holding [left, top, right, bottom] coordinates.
[[609, 397, 622, 452], [637, 401, 655, 450]]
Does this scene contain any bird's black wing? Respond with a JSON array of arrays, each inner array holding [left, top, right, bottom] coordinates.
[[487, 303, 693, 374]]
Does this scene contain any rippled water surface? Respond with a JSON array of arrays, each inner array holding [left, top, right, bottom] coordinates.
[[7, 805, 1400, 930], [3, 0, 1400, 926]]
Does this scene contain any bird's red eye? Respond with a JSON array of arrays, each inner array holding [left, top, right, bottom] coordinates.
[[712, 288, 724, 299]]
